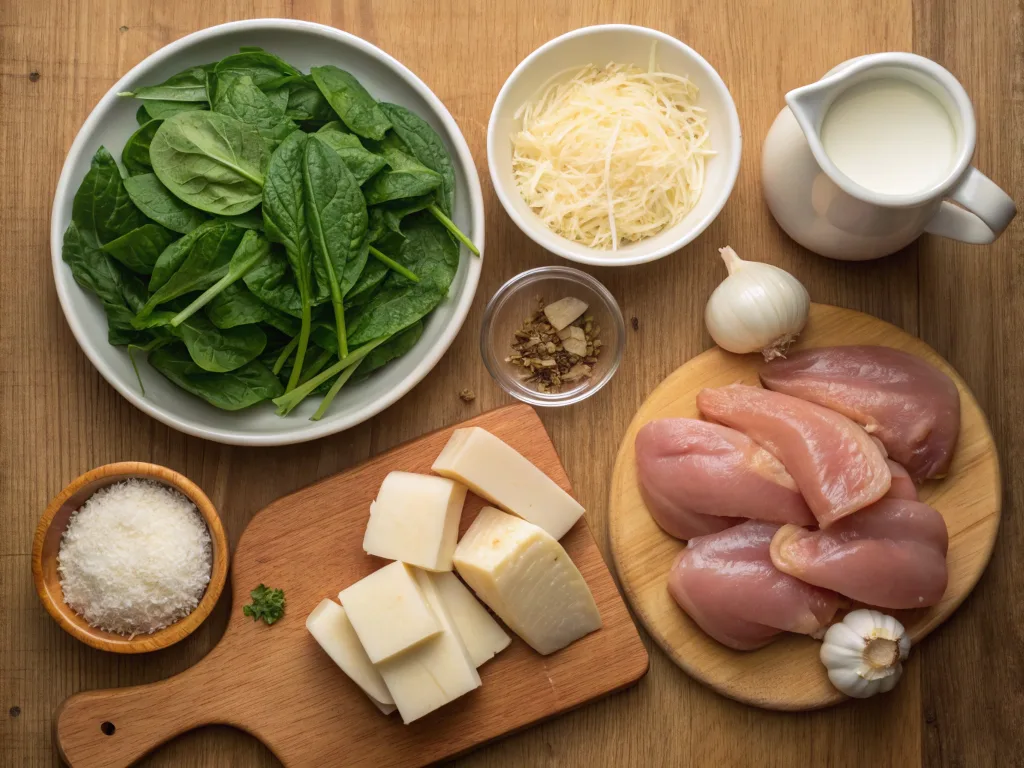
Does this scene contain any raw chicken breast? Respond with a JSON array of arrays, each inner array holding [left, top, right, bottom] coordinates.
[[770, 499, 948, 609], [635, 419, 815, 539], [760, 346, 961, 481], [697, 385, 891, 527], [885, 460, 918, 501], [668, 520, 841, 650]]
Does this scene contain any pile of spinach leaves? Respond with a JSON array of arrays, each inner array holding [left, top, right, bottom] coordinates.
[[64, 47, 477, 420]]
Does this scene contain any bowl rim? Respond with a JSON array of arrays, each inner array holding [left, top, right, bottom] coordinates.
[[50, 18, 485, 446], [31, 462, 229, 654], [479, 265, 625, 406], [486, 23, 742, 267]]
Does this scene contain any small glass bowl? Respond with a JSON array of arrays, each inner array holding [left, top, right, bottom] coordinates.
[[481, 266, 625, 406]]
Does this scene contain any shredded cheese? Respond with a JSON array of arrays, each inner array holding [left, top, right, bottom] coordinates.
[[57, 479, 212, 636], [511, 59, 713, 251]]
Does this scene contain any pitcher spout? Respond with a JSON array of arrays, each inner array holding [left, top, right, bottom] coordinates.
[[785, 78, 840, 134]]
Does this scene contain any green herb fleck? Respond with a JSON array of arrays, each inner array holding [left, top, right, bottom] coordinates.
[[242, 584, 285, 625]]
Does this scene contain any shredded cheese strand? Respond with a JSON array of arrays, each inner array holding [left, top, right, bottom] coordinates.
[[511, 61, 713, 250]]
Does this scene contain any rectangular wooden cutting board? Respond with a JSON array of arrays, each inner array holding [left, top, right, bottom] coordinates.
[[54, 404, 649, 767]]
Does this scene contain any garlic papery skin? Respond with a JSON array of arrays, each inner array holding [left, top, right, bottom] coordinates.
[[820, 609, 911, 699], [704, 246, 810, 361]]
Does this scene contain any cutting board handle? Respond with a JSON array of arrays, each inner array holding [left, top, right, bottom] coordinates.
[[54, 660, 225, 768]]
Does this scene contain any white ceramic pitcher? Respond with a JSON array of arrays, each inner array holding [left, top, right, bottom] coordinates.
[[762, 52, 1016, 260]]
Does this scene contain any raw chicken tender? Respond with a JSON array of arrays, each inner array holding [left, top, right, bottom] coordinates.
[[770, 498, 949, 609], [885, 460, 918, 501], [668, 520, 840, 650], [635, 419, 815, 539], [760, 346, 960, 481], [697, 385, 891, 527]]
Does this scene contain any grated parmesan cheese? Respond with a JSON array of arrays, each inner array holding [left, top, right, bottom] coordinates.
[[511, 57, 714, 251], [58, 479, 212, 636]]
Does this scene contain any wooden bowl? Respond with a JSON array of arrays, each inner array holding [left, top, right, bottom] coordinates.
[[32, 462, 229, 653]]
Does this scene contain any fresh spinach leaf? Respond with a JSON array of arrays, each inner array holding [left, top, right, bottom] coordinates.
[[138, 100, 209, 120], [344, 256, 388, 307], [206, 282, 298, 335], [362, 148, 442, 206], [211, 72, 297, 149], [136, 105, 151, 126], [72, 146, 147, 246], [150, 111, 268, 216], [302, 136, 368, 356], [149, 343, 283, 410], [148, 219, 223, 289], [378, 102, 456, 215], [168, 229, 271, 326], [62, 221, 145, 345], [242, 244, 304, 318], [217, 207, 264, 230], [121, 66, 210, 102], [122, 119, 162, 176], [177, 314, 267, 372], [280, 76, 335, 122], [124, 173, 210, 234], [100, 223, 177, 275], [214, 50, 301, 88], [313, 125, 387, 185], [345, 216, 458, 345], [354, 319, 423, 378], [262, 130, 314, 391], [309, 66, 391, 140], [368, 194, 433, 238], [138, 222, 246, 317]]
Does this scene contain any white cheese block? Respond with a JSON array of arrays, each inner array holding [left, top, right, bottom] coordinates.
[[431, 427, 584, 539], [338, 561, 440, 664], [377, 569, 482, 723], [453, 507, 602, 655], [430, 571, 510, 667], [362, 471, 467, 571], [305, 599, 396, 714]]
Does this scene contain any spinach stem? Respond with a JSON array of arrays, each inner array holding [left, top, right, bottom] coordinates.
[[427, 203, 479, 256], [273, 335, 389, 416], [169, 271, 234, 327], [285, 301, 312, 393], [300, 347, 333, 384], [310, 361, 361, 421], [368, 245, 419, 283], [272, 334, 301, 376]]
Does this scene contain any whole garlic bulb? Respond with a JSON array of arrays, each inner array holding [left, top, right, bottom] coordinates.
[[820, 609, 911, 698], [704, 246, 810, 361]]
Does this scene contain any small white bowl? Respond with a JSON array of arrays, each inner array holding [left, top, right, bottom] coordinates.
[[51, 19, 484, 446], [487, 25, 741, 267]]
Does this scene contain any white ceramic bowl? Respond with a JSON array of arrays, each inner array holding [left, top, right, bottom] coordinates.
[[51, 19, 484, 446], [487, 25, 741, 266]]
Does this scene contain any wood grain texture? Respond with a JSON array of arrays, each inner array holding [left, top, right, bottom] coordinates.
[[1, 0, 1021, 766], [32, 462, 229, 655], [53, 405, 648, 767], [608, 304, 1001, 710]]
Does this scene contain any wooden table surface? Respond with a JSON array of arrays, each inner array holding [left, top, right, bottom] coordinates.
[[1, 0, 1021, 766]]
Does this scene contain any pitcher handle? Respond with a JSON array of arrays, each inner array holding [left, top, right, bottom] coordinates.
[[925, 166, 1016, 244]]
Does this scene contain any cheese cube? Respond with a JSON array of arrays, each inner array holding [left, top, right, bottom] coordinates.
[[305, 599, 396, 714], [338, 561, 440, 664], [430, 571, 510, 667], [362, 471, 467, 571], [431, 427, 584, 539], [454, 507, 601, 655], [377, 569, 482, 723]]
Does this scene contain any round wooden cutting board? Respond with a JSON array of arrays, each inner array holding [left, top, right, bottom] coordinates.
[[608, 304, 1001, 710]]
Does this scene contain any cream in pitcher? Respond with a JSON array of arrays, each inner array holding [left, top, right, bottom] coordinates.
[[762, 53, 1016, 260]]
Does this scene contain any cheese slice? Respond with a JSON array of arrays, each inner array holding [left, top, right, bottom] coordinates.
[[430, 571, 510, 667], [431, 427, 584, 539], [362, 471, 467, 571], [453, 507, 601, 655], [377, 569, 482, 723], [305, 599, 396, 714], [338, 561, 440, 664]]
